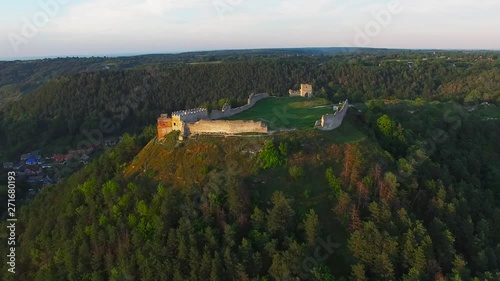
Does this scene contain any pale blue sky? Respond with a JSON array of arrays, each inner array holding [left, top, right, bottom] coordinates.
[[1, 0, 499, 59]]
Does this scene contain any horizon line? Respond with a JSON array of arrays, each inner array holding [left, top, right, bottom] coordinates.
[[1, 46, 499, 62]]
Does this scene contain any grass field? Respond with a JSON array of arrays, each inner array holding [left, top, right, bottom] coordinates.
[[227, 97, 334, 130]]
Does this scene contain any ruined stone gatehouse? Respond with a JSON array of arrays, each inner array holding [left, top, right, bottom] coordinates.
[[289, 83, 314, 98]]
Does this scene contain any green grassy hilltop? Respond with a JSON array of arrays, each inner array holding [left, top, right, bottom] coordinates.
[[225, 96, 366, 143], [226, 97, 334, 130]]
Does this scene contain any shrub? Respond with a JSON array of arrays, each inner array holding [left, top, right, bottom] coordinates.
[[258, 141, 286, 169], [289, 165, 305, 180]]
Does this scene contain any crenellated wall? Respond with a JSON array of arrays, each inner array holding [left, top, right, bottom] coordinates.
[[315, 100, 349, 131], [172, 108, 208, 123]]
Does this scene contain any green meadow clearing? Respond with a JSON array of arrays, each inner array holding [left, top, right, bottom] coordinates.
[[227, 96, 366, 143], [226, 97, 335, 130]]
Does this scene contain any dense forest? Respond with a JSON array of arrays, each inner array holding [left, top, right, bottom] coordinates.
[[1, 101, 499, 280], [1, 52, 499, 159], [0, 51, 500, 280], [0, 47, 415, 97]]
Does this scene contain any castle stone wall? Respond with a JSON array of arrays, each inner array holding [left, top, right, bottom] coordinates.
[[157, 114, 173, 139], [158, 93, 270, 140], [172, 108, 209, 123], [316, 100, 349, 131], [209, 93, 270, 120], [248, 93, 270, 105], [184, 120, 268, 137]]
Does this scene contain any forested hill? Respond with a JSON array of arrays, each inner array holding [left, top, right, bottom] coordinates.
[[1, 96, 499, 280], [1, 53, 500, 159], [0, 47, 406, 97]]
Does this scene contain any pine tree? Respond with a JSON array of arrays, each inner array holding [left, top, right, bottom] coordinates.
[[210, 253, 222, 281], [267, 191, 295, 236], [304, 209, 320, 247]]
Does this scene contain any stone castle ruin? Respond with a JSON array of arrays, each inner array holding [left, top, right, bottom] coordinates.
[[157, 88, 349, 141], [315, 100, 349, 131], [289, 84, 314, 98], [157, 93, 270, 140]]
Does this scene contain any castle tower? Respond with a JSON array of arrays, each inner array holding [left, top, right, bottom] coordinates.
[[300, 84, 313, 98], [157, 114, 173, 140]]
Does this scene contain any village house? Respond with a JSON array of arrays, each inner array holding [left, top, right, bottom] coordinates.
[[14, 162, 25, 171], [52, 154, 66, 163], [80, 154, 90, 163], [27, 165, 43, 175], [26, 157, 41, 166], [105, 138, 118, 147], [27, 176, 44, 184], [18, 169, 33, 177], [21, 151, 40, 162]]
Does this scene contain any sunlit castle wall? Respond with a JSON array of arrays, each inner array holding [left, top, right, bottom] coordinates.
[[157, 114, 172, 139], [184, 120, 268, 137], [316, 100, 349, 131], [171, 108, 209, 131]]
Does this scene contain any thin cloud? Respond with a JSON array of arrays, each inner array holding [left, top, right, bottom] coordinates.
[[1, 0, 499, 58]]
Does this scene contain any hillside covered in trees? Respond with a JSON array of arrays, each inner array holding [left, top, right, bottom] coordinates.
[[1, 51, 500, 280], [1, 99, 500, 280], [1, 52, 500, 160]]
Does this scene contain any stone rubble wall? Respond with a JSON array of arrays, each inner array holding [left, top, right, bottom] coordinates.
[[289, 90, 301, 97]]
